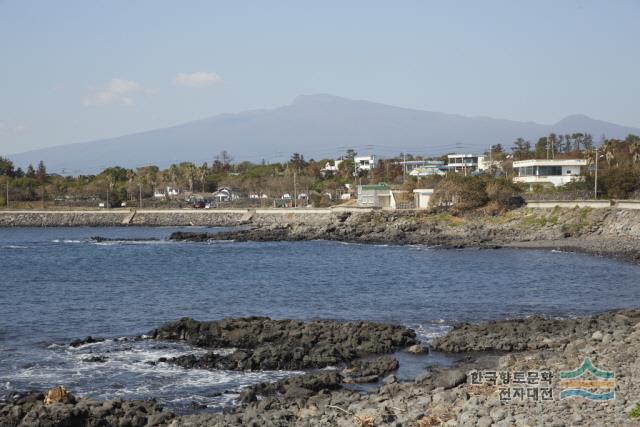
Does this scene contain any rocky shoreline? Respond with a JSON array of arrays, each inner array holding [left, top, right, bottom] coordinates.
[[169, 207, 640, 265], [4, 310, 640, 426], [2, 206, 640, 264]]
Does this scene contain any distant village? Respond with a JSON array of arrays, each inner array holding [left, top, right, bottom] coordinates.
[[1, 132, 640, 211]]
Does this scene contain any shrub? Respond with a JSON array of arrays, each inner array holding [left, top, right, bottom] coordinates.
[[429, 175, 488, 213], [430, 175, 523, 214], [485, 178, 524, 211], [600, 167, 640, 199]]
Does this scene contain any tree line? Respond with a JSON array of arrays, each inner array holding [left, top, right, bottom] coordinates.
[[2, 133, 640, 206]]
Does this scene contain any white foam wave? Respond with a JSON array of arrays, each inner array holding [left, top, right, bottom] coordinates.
[[6, 339, 300, 411], [411, 322, 452, 343], [91, 240, 173, 246]]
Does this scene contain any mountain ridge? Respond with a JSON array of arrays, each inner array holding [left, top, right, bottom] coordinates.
[[8, 94, 640, 174]]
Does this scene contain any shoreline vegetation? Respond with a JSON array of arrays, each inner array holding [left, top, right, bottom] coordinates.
[[3, 207, 640, 425], [3, 133, 640, 210]]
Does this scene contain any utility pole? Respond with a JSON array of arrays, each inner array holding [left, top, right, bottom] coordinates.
[[594, 148, 598, 199], [5, 180, 8, 208], [403, 152, 406, 184], [139, 183, 143, 209], [546, 140, 550, 160], [489, 145, 493, 178], [293, 171, 297, 208], [106, 178, 111, 208]]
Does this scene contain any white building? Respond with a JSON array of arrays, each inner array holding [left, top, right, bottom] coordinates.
[[357, 184, 395, 208], [413, 189, 434, 209], [409, 165, 447, 177], [398, 160, 447, 177], [320, 159, 343, 175], [212, 187, 240, 202], [447, 154, 481, 174], [512, 159, 587, 187], [478, 156, 500, 172], [354, 155, 376, 171]]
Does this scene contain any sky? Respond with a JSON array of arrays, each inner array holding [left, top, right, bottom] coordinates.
[[1, 0, 639, 156]]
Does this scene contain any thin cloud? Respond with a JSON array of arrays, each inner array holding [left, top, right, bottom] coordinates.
[[0, 122, 27, 133], [84, 78, 147, 106], [174, 71, 222, 88]]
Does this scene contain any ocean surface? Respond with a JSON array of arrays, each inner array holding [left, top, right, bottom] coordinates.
[[2, 226, 640, 411]]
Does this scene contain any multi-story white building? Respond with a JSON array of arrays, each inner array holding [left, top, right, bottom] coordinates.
[[447, 154, 484, 174], [354, 155, 376, 171], [512, 159, 587, 187]]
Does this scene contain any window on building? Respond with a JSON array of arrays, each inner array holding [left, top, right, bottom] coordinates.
[[517, 166, 535, 176], [537, 166, 562, 176]]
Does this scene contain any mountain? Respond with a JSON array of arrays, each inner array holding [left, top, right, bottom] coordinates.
[[8, 94, 640, 174]]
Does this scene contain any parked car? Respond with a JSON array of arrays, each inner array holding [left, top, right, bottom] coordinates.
[[193, 200, 206, 209]]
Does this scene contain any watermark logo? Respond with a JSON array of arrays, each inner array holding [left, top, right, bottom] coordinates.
[[469, 369, 554, 402], [559, 358, 615, 401]]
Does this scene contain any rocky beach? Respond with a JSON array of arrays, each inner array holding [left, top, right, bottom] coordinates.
[[3, 310, 640, 426]]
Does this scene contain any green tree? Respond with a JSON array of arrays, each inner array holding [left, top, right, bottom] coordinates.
[[0, 157, 15, 176], [289, 153, 306, 171], [534, 137, 549, 159], [511, 138, 532, 160]]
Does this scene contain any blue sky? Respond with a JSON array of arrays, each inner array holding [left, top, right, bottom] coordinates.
[[1, 0, 639, 155]]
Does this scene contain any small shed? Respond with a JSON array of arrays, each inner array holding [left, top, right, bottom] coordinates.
[[357, 184, 395, 208], [413, 189, 434, 210]]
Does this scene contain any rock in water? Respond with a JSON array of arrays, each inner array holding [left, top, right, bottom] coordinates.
[[151, 317, 416, 370], [342, 356, 399, 383], [69, 335, 105, 348], [406, 344, 428, 354], [43, 386, 75, 405]]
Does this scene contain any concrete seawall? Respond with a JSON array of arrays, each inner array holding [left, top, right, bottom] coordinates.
[[0, 208, 370, 227], [526, 199, 640, 209]]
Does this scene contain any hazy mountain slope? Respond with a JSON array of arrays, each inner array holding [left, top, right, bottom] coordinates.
[[8, 94, 640, 173]]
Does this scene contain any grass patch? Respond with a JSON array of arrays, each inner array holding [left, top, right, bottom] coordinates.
[[520, 214, 558, 227], [432, 213, 466, 227], [561, 207, 594, 236], [629, 403, 640, 419]]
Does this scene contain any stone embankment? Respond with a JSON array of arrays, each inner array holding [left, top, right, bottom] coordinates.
[[0, 209, 246, 227], [0, 208, 354, 227]]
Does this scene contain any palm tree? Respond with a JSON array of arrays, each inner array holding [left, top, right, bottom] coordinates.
[[197, 163, 208, 192], [601, 139, 616, 166], [630, 142, 640, 164]]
